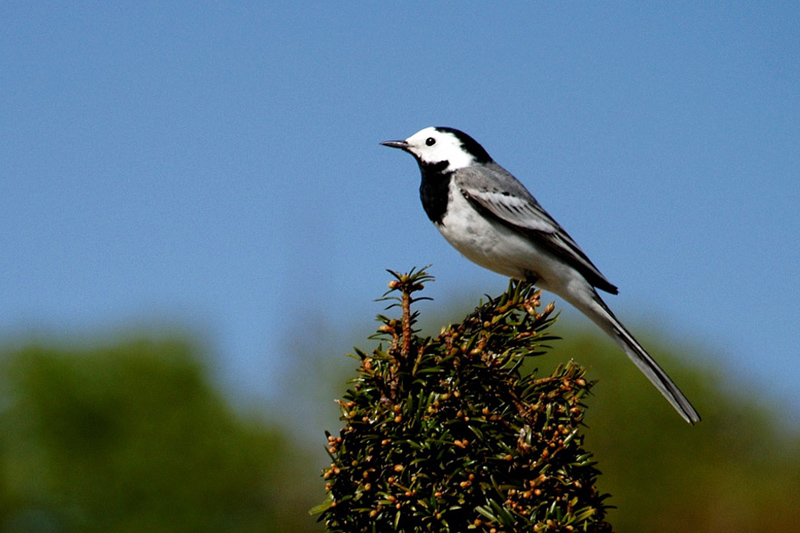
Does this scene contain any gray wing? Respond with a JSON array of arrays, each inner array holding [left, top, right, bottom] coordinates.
[[454, 164, 619, 294]]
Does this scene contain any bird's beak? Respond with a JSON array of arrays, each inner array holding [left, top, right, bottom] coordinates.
[[380, 140, 409, 150]]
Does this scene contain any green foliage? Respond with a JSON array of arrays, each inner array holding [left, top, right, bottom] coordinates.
[[0, 337, 317, 533], [283, 271, 800, 532], [540, 331, 800, 533], [316, 268, 612, 533]]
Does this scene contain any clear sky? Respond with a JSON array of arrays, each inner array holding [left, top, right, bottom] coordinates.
[[2, 3, 799, 420]]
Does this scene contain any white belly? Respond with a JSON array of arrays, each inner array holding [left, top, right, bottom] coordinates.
[[433, 185, 599, 309], [435, 189, 543, 280]]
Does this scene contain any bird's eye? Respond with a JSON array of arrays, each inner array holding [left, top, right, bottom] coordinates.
[[426, 137, 436, 146]]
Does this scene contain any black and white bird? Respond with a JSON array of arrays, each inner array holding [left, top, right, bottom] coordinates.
[[381, 126, 700, 425]]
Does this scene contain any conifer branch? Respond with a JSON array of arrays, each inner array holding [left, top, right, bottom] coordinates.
[[315, 267, 612, 532]]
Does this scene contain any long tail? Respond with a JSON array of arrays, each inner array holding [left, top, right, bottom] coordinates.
[[569, 289, 701, 425]]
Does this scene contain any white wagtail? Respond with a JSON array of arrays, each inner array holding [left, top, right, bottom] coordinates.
[[381, 126, 700, 425]]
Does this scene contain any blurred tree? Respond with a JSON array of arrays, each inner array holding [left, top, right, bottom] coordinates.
[[540, 328, 800, 533], [0, 336, 321, 533]]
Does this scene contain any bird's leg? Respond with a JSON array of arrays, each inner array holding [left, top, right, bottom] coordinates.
[[523, 271, 539, 287]]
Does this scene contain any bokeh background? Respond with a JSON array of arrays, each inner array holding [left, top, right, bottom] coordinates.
[[2, 3, 798, 532]]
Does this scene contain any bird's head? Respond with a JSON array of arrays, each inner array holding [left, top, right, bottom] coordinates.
[[381, 127, 493, 171]]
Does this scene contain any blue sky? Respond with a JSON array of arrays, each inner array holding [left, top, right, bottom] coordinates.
[[2, 3, 799, 420]]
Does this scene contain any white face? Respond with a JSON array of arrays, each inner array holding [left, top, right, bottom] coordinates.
[[402, 127, 477, 171]]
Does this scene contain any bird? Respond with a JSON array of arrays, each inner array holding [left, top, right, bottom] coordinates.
[[381, 126, 700, 425]]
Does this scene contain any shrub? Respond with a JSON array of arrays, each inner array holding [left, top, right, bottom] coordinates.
[[314, 268, 612, 533]]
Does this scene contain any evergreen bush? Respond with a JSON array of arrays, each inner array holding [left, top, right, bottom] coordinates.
[[314, 268, 612, 532]]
